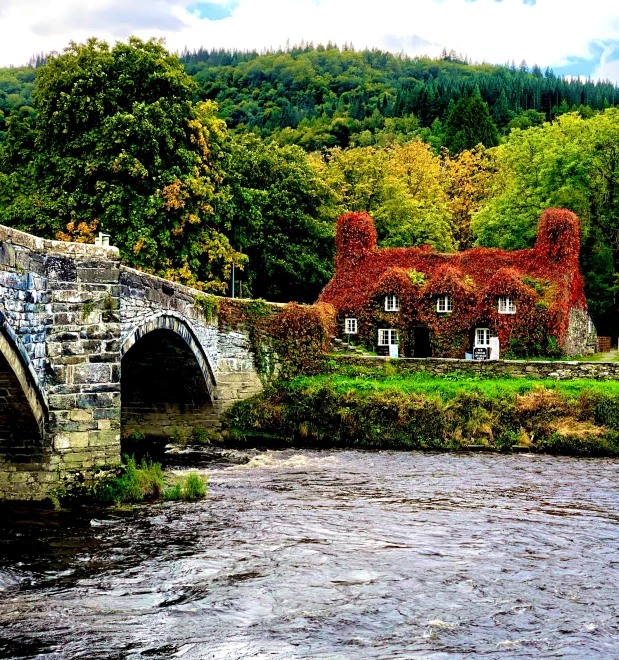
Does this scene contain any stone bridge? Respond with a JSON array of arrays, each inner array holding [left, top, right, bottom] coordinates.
[[0, 225, 269, 500]]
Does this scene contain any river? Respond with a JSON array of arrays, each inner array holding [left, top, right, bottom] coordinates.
[[0, 450, 618, 659]]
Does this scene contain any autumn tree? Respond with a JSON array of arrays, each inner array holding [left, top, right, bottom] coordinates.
[[0, 38, 244, 291], [375, 141, 453, 250], [322, 140, 454, 251], [442, 146, 495, 249]]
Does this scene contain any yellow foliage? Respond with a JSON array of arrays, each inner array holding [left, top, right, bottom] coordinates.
[[442, 146, 496, 249], [56, 219, 99, 243]]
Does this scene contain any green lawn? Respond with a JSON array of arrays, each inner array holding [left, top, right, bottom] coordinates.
[[288, 370, 619, 401]]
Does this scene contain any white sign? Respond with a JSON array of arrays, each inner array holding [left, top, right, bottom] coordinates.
[[388, 344, 399, 358]]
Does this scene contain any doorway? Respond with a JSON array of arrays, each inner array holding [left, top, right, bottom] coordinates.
[[413, 326, 432, 358]]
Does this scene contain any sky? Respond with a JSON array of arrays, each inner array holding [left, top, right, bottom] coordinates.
[[1, 0, 619, 83]]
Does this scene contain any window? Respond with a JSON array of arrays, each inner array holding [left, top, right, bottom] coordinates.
[[437, 295, 453, 313], [385, 294, 400, 312], [345, 318, 358, 334], [498, 296, 516, 314], [378, 329, 399, 346], [475, 328, 490, 346]]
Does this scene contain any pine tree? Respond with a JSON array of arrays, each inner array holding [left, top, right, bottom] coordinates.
[[492, 89, 513, 129], [444, 91, 500, 154]]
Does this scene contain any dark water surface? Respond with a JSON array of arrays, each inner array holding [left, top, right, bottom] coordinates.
[[1, 451, 618, 659]]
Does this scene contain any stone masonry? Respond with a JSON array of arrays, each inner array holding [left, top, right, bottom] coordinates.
[[0, 225, 267, 500], [337, 354, 619, 380]]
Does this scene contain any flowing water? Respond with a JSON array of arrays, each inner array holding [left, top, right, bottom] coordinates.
[[1, 450, 618, 659]]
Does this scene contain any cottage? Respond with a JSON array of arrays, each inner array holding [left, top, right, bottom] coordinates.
[[318, 209, 596, 359]]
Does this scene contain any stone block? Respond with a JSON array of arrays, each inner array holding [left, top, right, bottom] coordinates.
[[73, 363, 112, 384], [49, 394, 77, 410], [54, 435, 72, 450], [70, 409, 94, 422], [69, 432, 90, 448], [88, 430, 120, 448], [77, 393, 116, 410], [77, 267, 120, 284], [47, 256, 78, 282], [37, 472, 60, 484]]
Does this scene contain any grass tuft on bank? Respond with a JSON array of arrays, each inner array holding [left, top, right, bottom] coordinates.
[[49, 456, 209, 509], [222, 367, 619, 457]]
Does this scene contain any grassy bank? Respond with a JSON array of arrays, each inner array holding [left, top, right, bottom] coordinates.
[[222, 366, 619, 456]]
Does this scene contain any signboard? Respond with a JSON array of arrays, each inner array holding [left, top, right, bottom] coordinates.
[[388, 344, 399, 359], [473, 347, 489, 361], [489, 337, 500, 361]]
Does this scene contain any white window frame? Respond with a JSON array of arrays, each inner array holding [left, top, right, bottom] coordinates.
[[475, 328, 490, 346], [498, 296, 516, 315], [378, 329, 399, 346], [385, 294, 400, 312], [345, 318, 358, 335], [437, 295, 453, 313]]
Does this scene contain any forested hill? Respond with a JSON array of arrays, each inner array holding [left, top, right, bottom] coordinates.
[[182, 45, 619, 149], [2, 45, 619, 150]]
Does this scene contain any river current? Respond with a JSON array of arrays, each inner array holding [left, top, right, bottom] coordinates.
[[0, 450, 618, 659]]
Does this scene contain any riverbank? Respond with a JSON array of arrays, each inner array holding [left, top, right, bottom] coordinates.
[[222, 364, 619, 455]]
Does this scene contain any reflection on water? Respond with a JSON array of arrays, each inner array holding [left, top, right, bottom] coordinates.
[[1, 450, 619, 659]]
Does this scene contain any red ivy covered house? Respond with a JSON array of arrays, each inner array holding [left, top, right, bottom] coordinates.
[[318, 209, 596, 358]]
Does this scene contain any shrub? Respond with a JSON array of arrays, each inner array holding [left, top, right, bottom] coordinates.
[[594, 397, 619, 429], [164, 472, 208, 501]]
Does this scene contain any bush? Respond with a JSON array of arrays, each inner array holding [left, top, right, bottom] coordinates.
[[164, 472, 208, 501], [594, 397, 619, 429], [96, 456, 165, 504]]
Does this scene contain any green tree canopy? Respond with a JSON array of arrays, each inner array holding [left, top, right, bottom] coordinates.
[[223, 134, 335, 302], [0, 37, 244, 291], [472, 110, 619, 331]]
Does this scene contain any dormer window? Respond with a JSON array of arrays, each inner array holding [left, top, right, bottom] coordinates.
[[385, 294, 400, 312], [437, 295, 453, 313], [498, 296, 516, 314], [345, 318, 358, 334]]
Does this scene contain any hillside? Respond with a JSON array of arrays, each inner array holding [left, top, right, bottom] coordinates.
[[185, 45, 619, 149], [2, 45, 619, 148]]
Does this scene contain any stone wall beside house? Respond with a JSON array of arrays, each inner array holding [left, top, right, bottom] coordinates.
[[336, 354, 619, 381]]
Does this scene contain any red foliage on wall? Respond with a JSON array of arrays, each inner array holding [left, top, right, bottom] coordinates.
[[319, 209, 587, 357], [335, 212, 377, 270], [270, 302, 337, 377], [218, 298, 336, 377]]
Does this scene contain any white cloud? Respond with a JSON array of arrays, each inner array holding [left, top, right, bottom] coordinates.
[[1, 0, 619, 83], [592, 43, 619, 83]]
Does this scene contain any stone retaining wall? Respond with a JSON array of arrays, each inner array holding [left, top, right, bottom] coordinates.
[[336, 354, 619, 380]]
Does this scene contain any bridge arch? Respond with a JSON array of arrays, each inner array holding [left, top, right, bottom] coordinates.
[[0, 313, 48, 459], [120, 313, 217, 443], [121, 313, 216, 397]]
